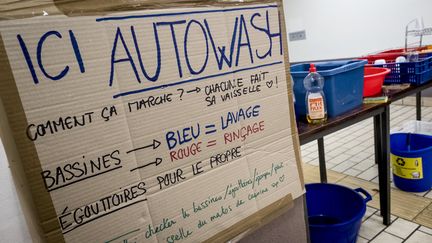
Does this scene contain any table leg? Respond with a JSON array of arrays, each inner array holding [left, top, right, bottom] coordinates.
[[317, 137, 327, 183], [416, 92, 422, 121], [374, 115, 382, 165], [378, 106, 391, 225]]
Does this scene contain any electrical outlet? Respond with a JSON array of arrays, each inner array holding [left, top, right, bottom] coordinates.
[[289, 30, 306, 41]]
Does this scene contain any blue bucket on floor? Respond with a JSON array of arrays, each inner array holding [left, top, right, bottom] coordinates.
[[390, 133, 432, 192], [306, 183, 371, 243]]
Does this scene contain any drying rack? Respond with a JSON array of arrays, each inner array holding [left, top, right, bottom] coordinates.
[[405, 18, 432, 51]]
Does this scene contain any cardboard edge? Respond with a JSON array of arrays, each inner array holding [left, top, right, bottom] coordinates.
[[53, 0, 281, 17], [0, 1, 304, 242], [204, 1, 306, 241], [278, 0, 305, 190], [0, 97, 44, 243], [203, 193, 294, 243], [0, 35, 64, 242], [0, 0, 283, 19]]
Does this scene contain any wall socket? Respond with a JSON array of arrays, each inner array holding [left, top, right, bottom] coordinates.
[[289, 30, 306, 41]]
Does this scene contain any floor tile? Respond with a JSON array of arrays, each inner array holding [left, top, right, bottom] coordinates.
[[425, 191, 432, 199], [385, 218, 418, 239], [302, 156, 312, 163], [343, 168, 363, 177], [405, 230, 432, 243], [357, 166, 378, 181], [370, 232, 403, 243], [414, 204, 432, 228], [363, 206, 377, 221], [403, 96, 416, 106], [393, 99, 403, 105], [328, 153, 351, 165], [344, 146, 367, 156], [302, 164, 346, 183], [332, 161, 356, 173], [345, 140, 365, 149], [362, 146, 375, 154], [325, 153, 335, 160], [353, 159, 375, 171], [324, 136, 338, 143], [302, 142, 316, 149], [373, 211, 397, 222], [306, 151, 319, 160], [338, 177, 380, 199], [369, 189, 430, 221], [418, 226, 432, 235], [423, 97, 432, 107], [353, 130, 369, 138], [350, 156, 367, 163], [327, 146, 347, 155], [300, 149, 310, 156], [356, 236, 369, 243], [359, 214, 387, 240], [412, 191, 429, 197], [326, 162, 338, 169], [308, 158, 319, 166]]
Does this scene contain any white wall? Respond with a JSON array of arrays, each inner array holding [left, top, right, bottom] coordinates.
[[0, 138, 31, 243], [284, 0, 432, 62]]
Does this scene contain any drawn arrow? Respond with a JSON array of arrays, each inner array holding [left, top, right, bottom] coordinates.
[[126, 139, 161, 154], [130, 158, 163, 172], [187, 87, 201, 93]]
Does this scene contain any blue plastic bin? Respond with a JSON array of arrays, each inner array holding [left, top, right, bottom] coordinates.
[[367, 53, 432, 85], [306, 183, 371, 243], [291, 60, 367, 119], [390, 133, 432, 192]]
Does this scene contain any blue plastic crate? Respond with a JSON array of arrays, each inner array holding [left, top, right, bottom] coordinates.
[[290, 60, 366, 119], [406, 69, 432, 84], [372, 55, 432, 85]]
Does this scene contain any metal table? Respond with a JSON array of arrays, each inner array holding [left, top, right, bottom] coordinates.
[[298, 103, 390, 225], [297, 80, 432, 226]]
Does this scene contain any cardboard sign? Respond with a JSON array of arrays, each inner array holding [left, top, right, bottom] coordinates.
[[0, 2, 304, 242]]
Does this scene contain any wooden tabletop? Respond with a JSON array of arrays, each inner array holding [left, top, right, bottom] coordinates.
[[297, 103, 385, 144], [385, 81, 432, 102], [297, 80, 432, 144]]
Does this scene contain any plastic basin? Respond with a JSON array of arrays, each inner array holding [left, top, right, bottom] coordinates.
[[291, 59, 366, 119], [306, 183, 372, 243], [363, 67, 390, 97]]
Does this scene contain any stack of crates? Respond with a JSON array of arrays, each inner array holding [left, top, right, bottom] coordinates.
[[361, 48, 432, 85]]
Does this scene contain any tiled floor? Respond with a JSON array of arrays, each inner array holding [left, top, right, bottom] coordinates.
[[301, 104, 432, 242]]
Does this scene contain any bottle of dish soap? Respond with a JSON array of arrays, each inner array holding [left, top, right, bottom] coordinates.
[[304, 63, 327, 124]]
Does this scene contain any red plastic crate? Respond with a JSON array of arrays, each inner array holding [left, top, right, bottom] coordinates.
[[361, 47, 427, 64]]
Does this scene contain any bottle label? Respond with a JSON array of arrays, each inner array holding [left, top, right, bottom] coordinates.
[[307, 93, 325, 119]]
